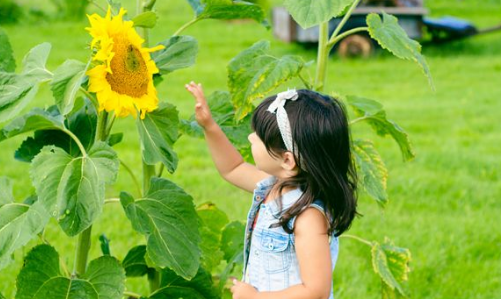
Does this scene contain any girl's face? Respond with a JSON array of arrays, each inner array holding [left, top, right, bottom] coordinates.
[[248, 132, 283, 175]]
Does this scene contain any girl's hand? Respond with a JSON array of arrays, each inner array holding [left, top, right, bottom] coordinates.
[[185, 81, 216, 129], [230, 278, 258, 299]]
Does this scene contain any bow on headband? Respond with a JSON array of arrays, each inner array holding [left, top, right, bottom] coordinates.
[[267, 89, 299, 154]]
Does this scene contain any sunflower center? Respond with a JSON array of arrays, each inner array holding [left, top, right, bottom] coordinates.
[[106, 35, 149, 98]]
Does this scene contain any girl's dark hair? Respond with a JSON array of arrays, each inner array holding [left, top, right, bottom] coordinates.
[[251, 89, 358, 236]]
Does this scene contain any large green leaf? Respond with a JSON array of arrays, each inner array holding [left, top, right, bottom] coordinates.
[[0, 176, 14, 206], [353, 139, 388, 206], [50, 59, 87, 116], [198, 0, 265, 24], [220, 221, 245, 262], [137, 102, 179, 173], [347, 95, 415, 161], [14, 100, 97, 162], [122, 245, 155, 277], [367, 12, 434, 89], [284, 0, 355, 29], [30, 142, 119, 236], [132, 11, 158, 28], [150, 267, 220, 299], [0, 28, 16, 72], [16, 244, 125, 299], [197, 202, 229, 272], [228, 41, 304, 120], [82, 256, 126, 299], [152, 36, 198, 75], [0, 107, 64, 142], [0, 43, 52, 123], [371, 238, 411, 298], [120, 177, 201, 280], [0, 202, 49, 270]]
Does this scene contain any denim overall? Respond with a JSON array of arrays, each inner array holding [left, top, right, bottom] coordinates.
[[242, 177, 339, 298]]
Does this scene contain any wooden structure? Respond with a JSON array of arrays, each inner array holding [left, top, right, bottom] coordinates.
[[272, 0, 428, 57]]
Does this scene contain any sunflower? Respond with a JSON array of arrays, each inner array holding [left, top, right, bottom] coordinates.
[[86, 7, 164, 118]]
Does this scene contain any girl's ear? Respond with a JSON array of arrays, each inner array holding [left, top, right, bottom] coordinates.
[[281, 151, 298, 172]]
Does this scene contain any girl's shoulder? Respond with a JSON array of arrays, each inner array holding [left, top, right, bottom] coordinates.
[[287, 199, 329, 232]]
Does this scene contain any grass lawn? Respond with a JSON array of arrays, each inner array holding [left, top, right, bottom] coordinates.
[[1, 0, 500, 298]]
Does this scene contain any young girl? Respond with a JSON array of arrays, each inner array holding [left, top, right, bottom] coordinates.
[[185, 82, 358, 299]]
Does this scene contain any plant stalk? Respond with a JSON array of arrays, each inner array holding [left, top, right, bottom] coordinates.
[[148, 270, 161, 293], [329, 0, 362, 45], [327, 27, 369, 48], [73, 111, 110, 277], [143, 163, 156, 195], [340, 234, 373, 246], [73, 226, 92, 276], [173, 18, 200, 36], [314, 21, 329, 92]]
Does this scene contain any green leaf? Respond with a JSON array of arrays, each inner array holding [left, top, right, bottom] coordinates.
[[0, 43, 52, 123], [347, 96, 415, 161], [220, 221, 245, 262], [353, 139, 388, 206], [217, 250, 243, 292], [367, 12, 434, 89], [108, 133, 123, 147], [152, 36, 198, 75], [371, 238, 411, 298], [284, 0, 355, 29], [186, 0, 204, 15], [122, 245, 154, 277], [16, 244, 125, 299], [150, 267, 220, 299], [14, 100, 98, 162], [228, 41, 304, 120], [0, 176, 14, 206], [0, 107, 64, 142], [15, 130, 68, 163], [0, 202, 49, 270], [120, 177, 201, 280], [198, 202, 229, 272], [0, 28, 16, 72], [137, 102, 179, 173], [82, 256, 126, 299], [198, 0, 265, 25], [132, 11, 158, 28], [30, 142, 119, 236], [50, 59, 87, 116]]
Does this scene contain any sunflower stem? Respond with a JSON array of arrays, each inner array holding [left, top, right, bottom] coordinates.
[[314, 21, 329, 92], [62, 128, 88, 157], [327, 27, 369, 48], [73, 226, 92, 276], [120, 159, 142, 197], [173, 18, 200, 36], [95, 111, 109, 143], [328, 0, 362, 46], [142, 162, 156, 195], [73, 111, 109, 277], [79, 87, 98, 107], [340, 234, 373, 247]]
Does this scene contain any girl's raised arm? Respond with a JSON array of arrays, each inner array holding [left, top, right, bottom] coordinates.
[[185, 82, 269, 193]]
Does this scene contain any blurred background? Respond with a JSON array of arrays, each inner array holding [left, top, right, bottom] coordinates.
[[1, 0, 500, 298]]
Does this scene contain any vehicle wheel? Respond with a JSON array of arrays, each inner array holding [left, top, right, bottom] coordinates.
[[337, 34, 374, 58]]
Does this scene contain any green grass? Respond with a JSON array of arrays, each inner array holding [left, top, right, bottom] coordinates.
[[1, 0, 501, 298]]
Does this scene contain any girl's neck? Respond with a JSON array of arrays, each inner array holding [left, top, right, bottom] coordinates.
[[265, 180, 298, 203]]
